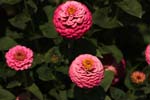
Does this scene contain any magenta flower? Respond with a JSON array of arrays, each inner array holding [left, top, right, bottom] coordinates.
[[145, 44, 150, 65], [5, 45, 33, 71], [53, 1, 92, 39], [69, 54, 104, 88]]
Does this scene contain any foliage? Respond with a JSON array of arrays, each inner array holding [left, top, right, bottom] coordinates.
[[0, 0, 150, 100]]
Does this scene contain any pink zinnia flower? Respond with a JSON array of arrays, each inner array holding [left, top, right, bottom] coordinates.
[[53, 1, 92, 39], [69, 54, 104, 88], [5, 45, 33, 71], [145, 44, 150, 65], [101, 54, 126, 84]]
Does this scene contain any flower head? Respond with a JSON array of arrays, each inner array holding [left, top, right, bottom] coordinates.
[[16, 93, 30, 100], [53, 1, 92, 39], [5, 45, 33, 71], [145, 44, 150, 65], [69, 54, 104, 88], [101, 54, 126, 84], [130, 71, 146, 84]]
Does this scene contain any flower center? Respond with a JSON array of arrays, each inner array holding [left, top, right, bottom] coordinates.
[[82, 58, 94, 71], [67, 5, 77, 15], [136, 76, 142, 80], [14, 51, 26, 61]]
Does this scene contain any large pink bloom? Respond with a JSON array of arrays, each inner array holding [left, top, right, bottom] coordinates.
[[101, 54, 126, 84], [145, 44, 150, 65], [53, 1, 92, 39], [69, 54, 104, 88], [5, 45, 33, 71]]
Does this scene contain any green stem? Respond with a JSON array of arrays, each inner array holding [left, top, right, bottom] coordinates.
[[23, 0, 35, 33], [67, 39, 74, 61], [22, 71, 28, 87]]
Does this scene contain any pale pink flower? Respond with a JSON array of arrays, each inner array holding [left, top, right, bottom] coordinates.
[[145, 44, 150, 65], [102, 54, 126, 84], [53, 1, 92, 39], [5, 45, 33, 71], [69, 54, 104, 88], [16, 92, 30, 100]]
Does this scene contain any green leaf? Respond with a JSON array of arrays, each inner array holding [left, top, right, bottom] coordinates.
[[6, 29, 23, 39], [124, 66, 137, 90], [0, 66, 16, 78], [100, 45, 123, 63], [0, 88, 15, 100], [0, 37, 17, 50], [126, 91, 137, 100], [105, 96, 112, 100], [59, 90, 67, 100], [49, 89, 60, 100], [96, 49, 103, 58], [110, 87, 127, 100], [143, 34, 150, 44], [6, 81, 21, 88], [116, 0, 143, 18], [67, 84, 74, 98], [74, 86, 105, 100], [27, 0, 38, 13], [0, 0, 20, 5], [0, 85, 2, 88], [41, 6, 58, 38], [124, 72, 135, 90], [43, 5, 55, 22], [31, 54, 45, 68], [36, 65, 55, 81], [9, 12, 31, 29], [26, 83, 43, 100], [44, 47, 61, 63], [39, 23, 58, 38], [93, 8, 123, 29], [55, 66, 68, 75], [100, 70, 114, 92]]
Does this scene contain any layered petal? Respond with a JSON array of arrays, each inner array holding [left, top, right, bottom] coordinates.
[[53, 1, 92, 39]]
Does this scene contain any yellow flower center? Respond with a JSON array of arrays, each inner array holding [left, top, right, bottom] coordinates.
[[82, 58, 94, 71], [67, 5, 77, 15], [14, 51, 26, 61]]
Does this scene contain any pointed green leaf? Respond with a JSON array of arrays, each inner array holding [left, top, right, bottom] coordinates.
[[6, 29, 23, 39], [36, 65, 55, 81], [43, 5, 55, 22], [100, 45, 123, 63], [101, 70, 114, 92], [116, 0, 143, 18], [93, 8, 123, 29], [105, 96, 112, 100], [0, 0, 20, 5], [55, 66, 68, 75], [49, 89, 60, 100], [26, 83, 43, 100], [59, 90, 67, 100], [6, 81, 21, 88], [27, 0, 38, 13], [110, 87, 127, 100], [9, 12, 31, 29], [0, 88, 15, 100], [39, 23, 58, 38], [31, 54, 45, 68], [0, 37, 17, 50]]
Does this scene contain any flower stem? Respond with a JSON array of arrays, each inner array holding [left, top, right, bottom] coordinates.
[[22, 71, 28, 87], [67, 39, 74, 61]]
